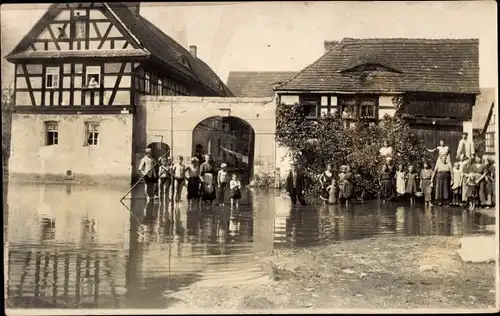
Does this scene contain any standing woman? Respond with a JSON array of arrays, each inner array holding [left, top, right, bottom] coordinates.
[[200, 154, 217, 205], [379, 164, 393, 203], [419, 161, 433, 206], [431, 155, 453, 206], [186, 157, 201, 207], [319, 164, 335, 204], [341, 165, 354, 205], [471, 155, 487, 208]]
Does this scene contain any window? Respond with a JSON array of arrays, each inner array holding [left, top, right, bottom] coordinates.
[[85, 66, 101, 89], [85, 122, 99, 146], [338, 95, 378, 119], [145, 72, 150, 94], [45, 121, 59, 146], [485, 111, 496, 153], [73, 10, 87, 39], [299, 95, 320, 119], [45, 67, 60, 89]]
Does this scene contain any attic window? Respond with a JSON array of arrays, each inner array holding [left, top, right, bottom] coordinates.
[[180, 56, 191, 68], [340, 63, 401, 73]]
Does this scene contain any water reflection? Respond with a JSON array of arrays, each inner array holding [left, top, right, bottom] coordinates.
[[4, 183, 494, 309]]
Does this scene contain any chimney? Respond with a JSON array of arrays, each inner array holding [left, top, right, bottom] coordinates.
[[189, 45, 197, 58], [122, 2, 140, 15], [324, 40, 339, 53]]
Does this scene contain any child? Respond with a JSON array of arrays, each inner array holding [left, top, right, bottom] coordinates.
[[420, 161, 433, 206], [229, 174, 242, 208], [465, 173, 478, 211], [451, 162, 463, 206], [395, 164, 406, 197], [158, 157, 172, 200], [405, 165, 418, 204], [172, 155, 186, 203], [217, 163, 230, 206], [326, 179, 338, 204]]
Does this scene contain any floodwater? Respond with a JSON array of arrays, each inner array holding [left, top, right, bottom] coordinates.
[[4, 183, 495, 309]]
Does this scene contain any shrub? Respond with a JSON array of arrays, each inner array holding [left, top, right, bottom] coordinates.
[[251, 172, 278, 188], [275, 96, 433, 201]]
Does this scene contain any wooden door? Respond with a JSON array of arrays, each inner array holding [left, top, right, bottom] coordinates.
[[412, 124, 463, 164]]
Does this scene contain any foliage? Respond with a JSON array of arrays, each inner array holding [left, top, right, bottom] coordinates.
[[251, 172, 278, 188], [2, 87, 14, 171], [275, 96, 433, 200]]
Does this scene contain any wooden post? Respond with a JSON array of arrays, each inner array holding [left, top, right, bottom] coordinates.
[[75, 254, 81, 307], [63, 253, 70, 303], [93, 256, 100, 306], [34, 251, 41, 297], [52, 253, 58, 305]]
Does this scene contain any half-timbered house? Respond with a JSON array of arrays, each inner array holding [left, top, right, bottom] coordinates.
[[5, 2, 233, 183], [274, 38, 480, 164]]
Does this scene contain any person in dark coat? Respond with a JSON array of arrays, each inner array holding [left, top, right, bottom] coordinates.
[[286, 165, 306, 205]]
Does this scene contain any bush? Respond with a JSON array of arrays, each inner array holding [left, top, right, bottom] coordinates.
[[275, 96, 433, 201], [251, 172, 278, 188]]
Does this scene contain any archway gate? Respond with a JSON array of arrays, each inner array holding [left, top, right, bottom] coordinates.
[[135, 96, 277, 181]]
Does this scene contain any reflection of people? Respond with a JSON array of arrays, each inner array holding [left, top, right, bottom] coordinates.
[[286, 165, 306, 205], [138, 148, 157, 200]]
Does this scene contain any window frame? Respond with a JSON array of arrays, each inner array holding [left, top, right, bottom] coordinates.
[[45, 121, 59, 146], [338, 95, 379, 120], [145, 72, 151, 94], [45, 67, 60, 89], [299, 94, 321, 119], [85, 66, 101, 89], [85, 121, 100, 146], [73, 10, 88, 40]]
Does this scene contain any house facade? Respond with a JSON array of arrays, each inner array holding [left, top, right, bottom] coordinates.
[[5, 2, 232, 184], [472, 88, 497, 158], [274, 38, 480, 169]]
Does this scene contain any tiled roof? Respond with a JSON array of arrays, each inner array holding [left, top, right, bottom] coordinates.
[[5, 2, 232, 97], [472, 87, 496, 131], [7, 49, 149, 59], [226, 71, 299, 97], [276, 38, 480, 94], [109, 3, 234, 97]]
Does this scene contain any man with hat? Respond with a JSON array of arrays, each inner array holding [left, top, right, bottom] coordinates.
[[286, 164, 306, 205], [138, 148, 158, 200], [456, 132, 475, 160]]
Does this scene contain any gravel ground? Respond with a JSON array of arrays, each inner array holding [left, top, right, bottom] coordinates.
[[167, 235, 496, 311]]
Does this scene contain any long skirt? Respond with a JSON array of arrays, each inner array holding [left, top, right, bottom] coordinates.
[[379, 179, 392, 200], [320, 184, 329, 201], [420, 179, 432, 202], [461, 175, 469, 202], [477, 176, 487, 204], [435, 172, 451, 201], [187, 177, 200, 200], [201, 173, 216, 202]]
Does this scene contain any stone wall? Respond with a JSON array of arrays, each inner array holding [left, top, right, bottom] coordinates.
[[134, 96, 277, 182], [9, 113, 133, 184]]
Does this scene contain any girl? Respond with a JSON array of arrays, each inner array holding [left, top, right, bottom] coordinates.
[[217, 163, 230, 206], [186, 157, 201, 207], [338, 165, 353, 206], [451, 162, 463, 206], [319, 164, 335, 204], [405, 165, 418, 204], [379, 164, 393, 203], [172, 155, 187, 203], [465, 173, 479, 211], [395, 164, 406, 197], [426, 140, 450, 165], [158, 157, 173, 200], [419, 161, 433, 206], [229, 174, 242, 208], [326, 179, 338, 204]]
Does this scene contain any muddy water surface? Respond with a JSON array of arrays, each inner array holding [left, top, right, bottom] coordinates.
[[4, 183, 494, 309]]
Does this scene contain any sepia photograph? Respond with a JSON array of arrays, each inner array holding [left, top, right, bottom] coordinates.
[[1, 0, 498, 314]]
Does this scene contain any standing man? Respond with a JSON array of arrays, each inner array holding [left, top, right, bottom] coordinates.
[[138, 148, 157, 200], [286, 165, 306, 205], [456, 132, 475, 160]]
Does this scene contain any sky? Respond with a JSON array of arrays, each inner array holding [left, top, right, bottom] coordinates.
[[1, 1, 497, 90]]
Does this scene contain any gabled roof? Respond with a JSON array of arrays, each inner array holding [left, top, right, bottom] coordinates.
[[5, 2, 233, 97], [226, 71, 298, 97], [472, 87, 496, 131], [276, 37, 480, 94]]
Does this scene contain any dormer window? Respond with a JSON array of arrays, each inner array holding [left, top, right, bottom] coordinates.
[[180, 56, 191, 68], [340, 62, 401, 74]]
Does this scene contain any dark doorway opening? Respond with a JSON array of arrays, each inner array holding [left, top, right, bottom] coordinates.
[[192, 116, 255, 184], [147, 142, 170, 161]]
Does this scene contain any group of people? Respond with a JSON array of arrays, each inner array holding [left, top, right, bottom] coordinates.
[[138, 148, 243, 208], [293, 132, 495, 210]]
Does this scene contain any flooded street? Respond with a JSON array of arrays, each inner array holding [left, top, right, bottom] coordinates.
[[4, 183, 495, 309]]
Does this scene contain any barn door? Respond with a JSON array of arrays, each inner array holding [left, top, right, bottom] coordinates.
[[412, 124, 463, 164]]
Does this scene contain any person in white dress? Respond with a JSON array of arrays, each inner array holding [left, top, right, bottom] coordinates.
[[379, 140, 393, 162], [426, 140, 450, 165]]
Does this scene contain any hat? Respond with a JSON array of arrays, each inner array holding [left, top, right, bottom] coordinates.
[[221, 163, 227, 168]]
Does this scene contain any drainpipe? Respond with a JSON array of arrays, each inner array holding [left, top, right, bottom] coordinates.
[[170, 97, 174, 158]]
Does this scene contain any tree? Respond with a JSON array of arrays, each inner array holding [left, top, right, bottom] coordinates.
[[275, 97, 432, 201]]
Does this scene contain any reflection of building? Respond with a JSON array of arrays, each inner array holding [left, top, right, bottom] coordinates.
[[6, 2, 233, 184]]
